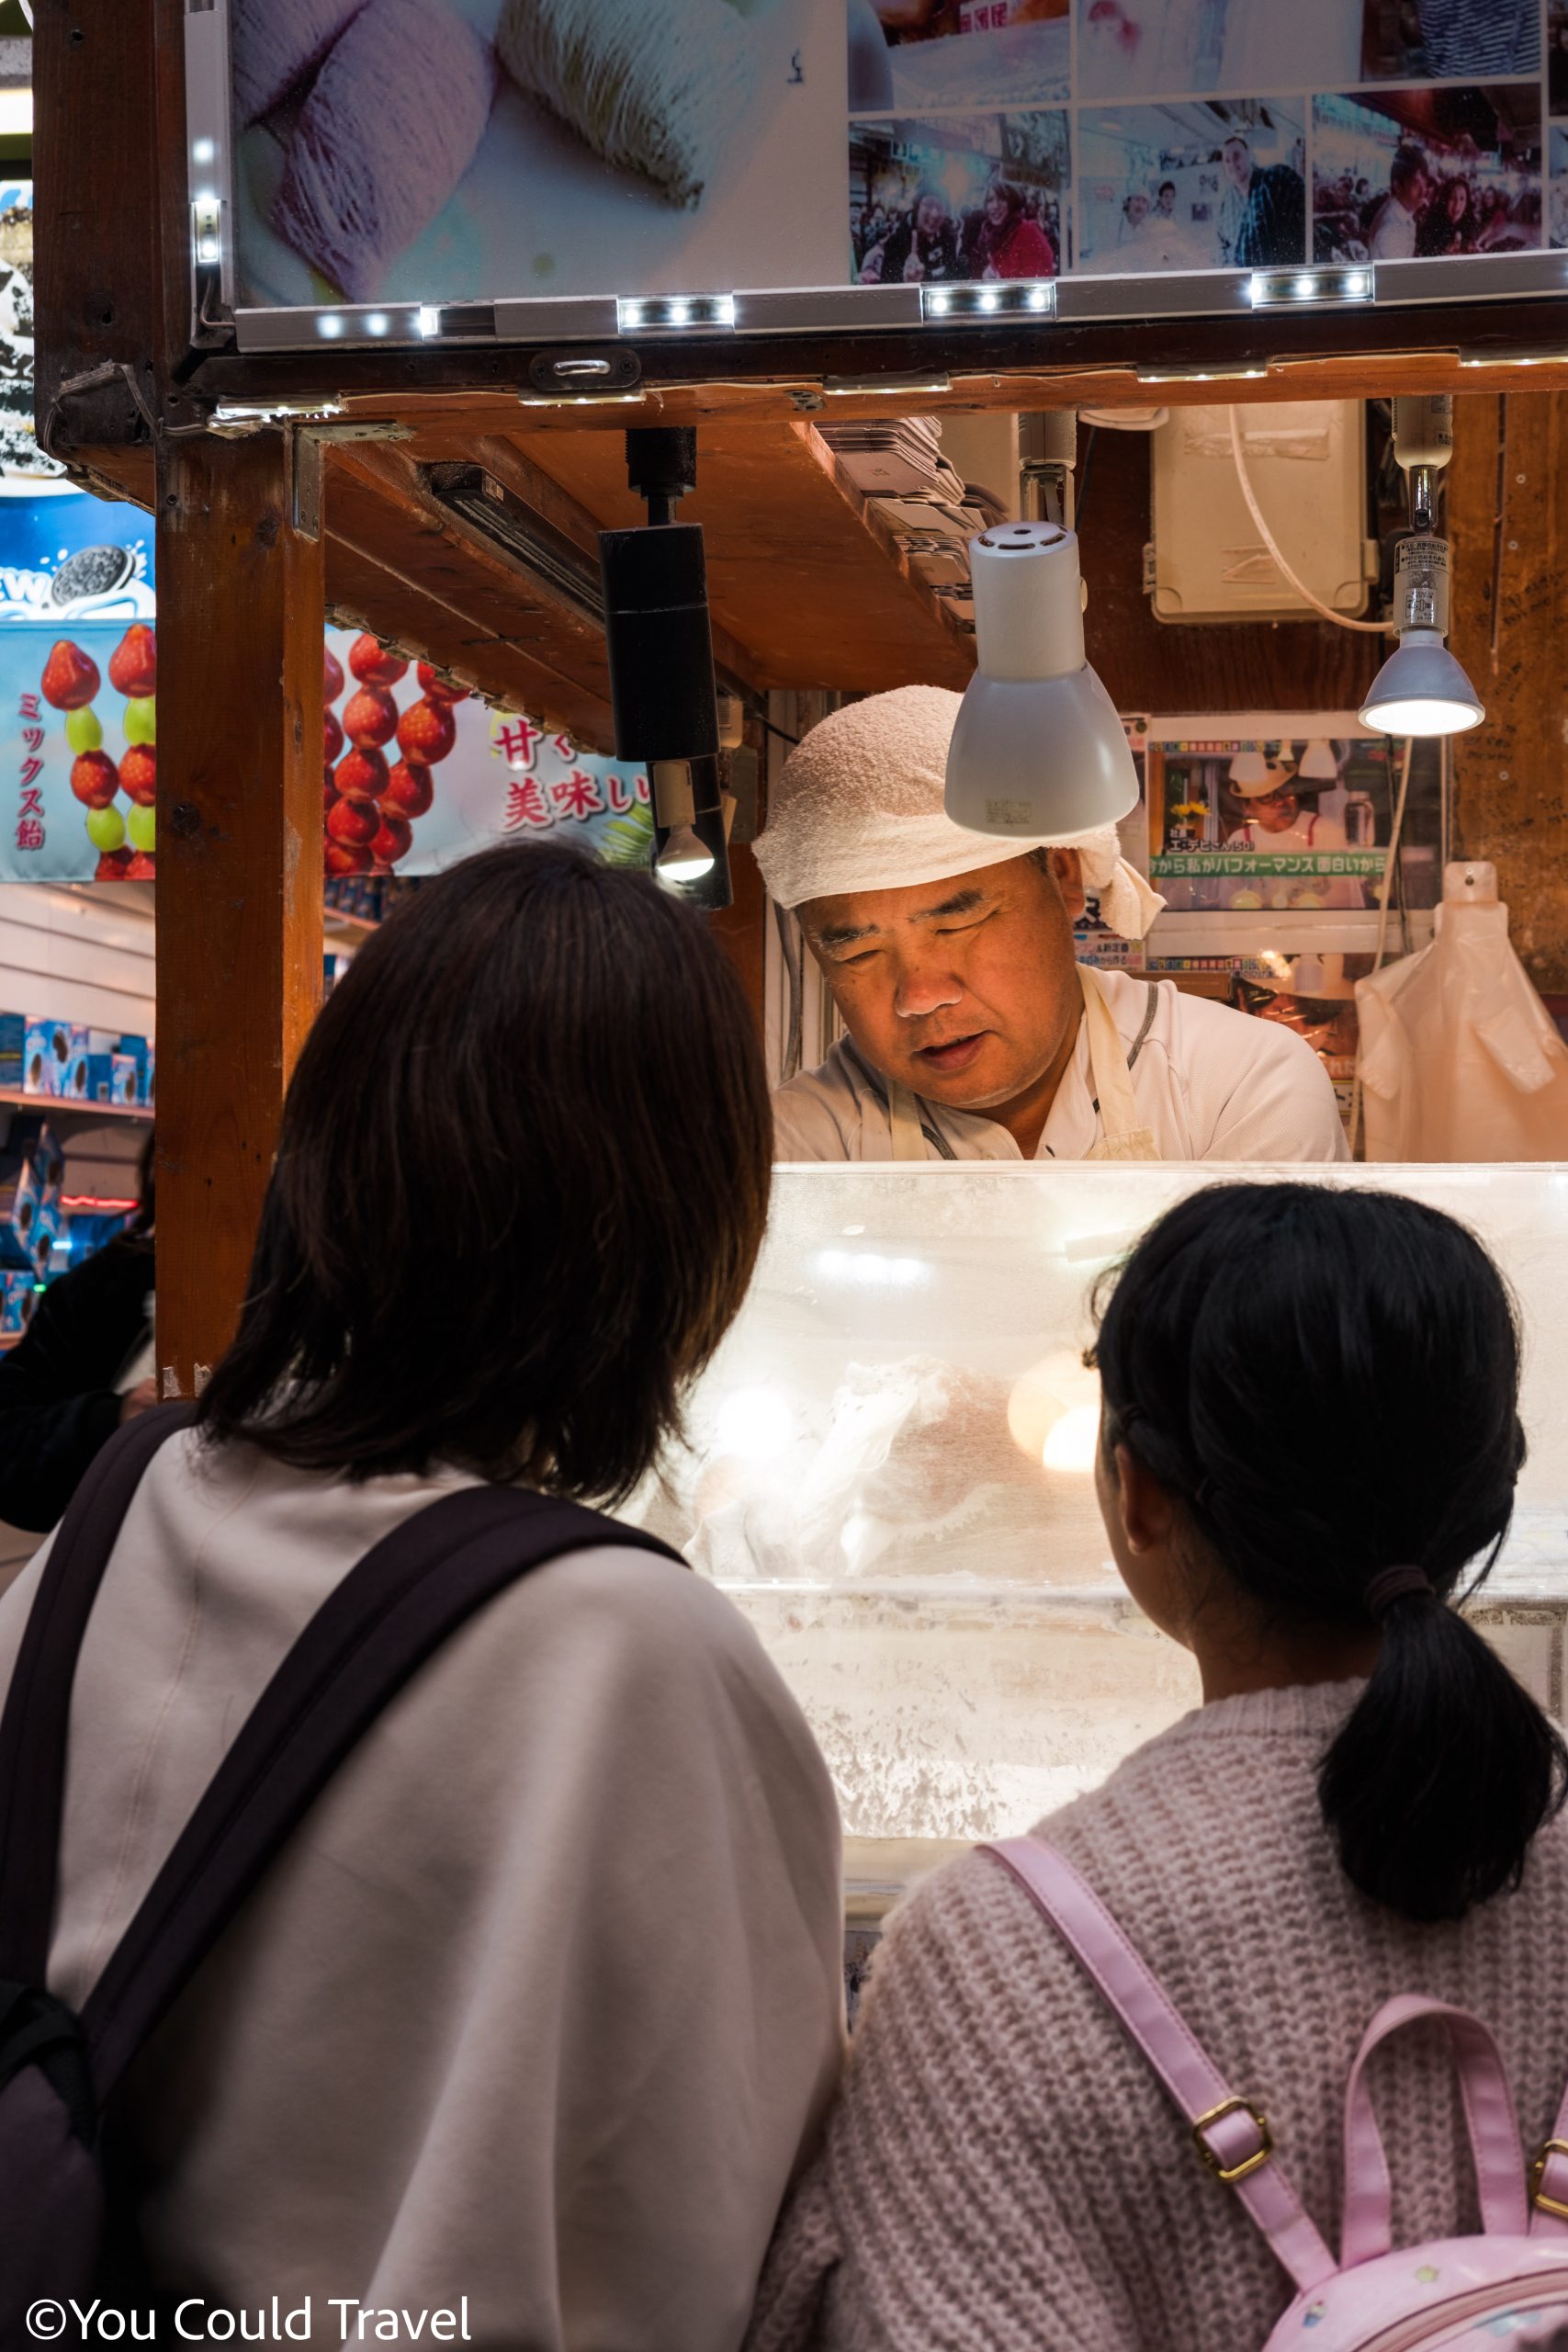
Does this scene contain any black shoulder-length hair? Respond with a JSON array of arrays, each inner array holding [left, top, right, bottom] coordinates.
[[198, 842, 773, 1502]]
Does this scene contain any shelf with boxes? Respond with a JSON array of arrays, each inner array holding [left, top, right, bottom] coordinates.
[[0, 1016, 154, 1115]]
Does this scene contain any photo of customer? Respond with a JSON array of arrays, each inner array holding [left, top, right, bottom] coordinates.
[[851, 0, 1071, 109], [1077, 100, 1303, 276], [1077, 0, 1359, 100], [1359, 0, 1540, 83], [1314, 85, 1542, 263], [851, 112, 1067, 284]]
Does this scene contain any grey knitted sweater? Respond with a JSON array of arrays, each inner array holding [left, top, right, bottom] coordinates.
[[747, 1679, 1568, 2350]]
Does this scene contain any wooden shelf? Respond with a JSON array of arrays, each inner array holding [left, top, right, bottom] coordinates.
[[0, 1091, 151, 1123]]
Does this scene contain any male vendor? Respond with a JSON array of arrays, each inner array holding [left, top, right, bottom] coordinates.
[[753, 686, 1348, 1163]]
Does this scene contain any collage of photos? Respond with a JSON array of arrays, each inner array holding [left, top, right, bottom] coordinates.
[[848, 0, 1554, 289]]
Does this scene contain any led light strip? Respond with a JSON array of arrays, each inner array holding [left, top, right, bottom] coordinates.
[[922, 280, 1055, 321], [616, 294, 736, 333], [1249, 266, 1372, 305]]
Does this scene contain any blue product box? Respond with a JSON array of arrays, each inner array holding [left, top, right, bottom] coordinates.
[[0, 1271, 35, 1337], [109, 1054, 138, 1106], [0, 1114, 63, 1272], [24, 1020, 67, 1097], [0, 1013, 22, 1091], [31, 1200, 63, 1280], [116, 1034, 154, 1107]]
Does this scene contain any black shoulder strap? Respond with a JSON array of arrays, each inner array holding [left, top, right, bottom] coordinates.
[[79, 1479, 685, 2098], [0, 1402, 200, 1984]]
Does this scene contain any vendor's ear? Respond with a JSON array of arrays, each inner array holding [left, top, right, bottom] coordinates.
[[1047, 847, 1087, 922]]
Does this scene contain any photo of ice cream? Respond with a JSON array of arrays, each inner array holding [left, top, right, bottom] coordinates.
[[849, 0, 1070, 112], [231, 0, 848, 308]]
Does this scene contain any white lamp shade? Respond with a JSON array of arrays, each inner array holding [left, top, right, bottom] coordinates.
[[945, 667, 1140, 838], [1228, 749, 1269, 786], [945, 521, 1138, 839], [1298, 737, 1339, 780], [1359, 629, 1484, 738]]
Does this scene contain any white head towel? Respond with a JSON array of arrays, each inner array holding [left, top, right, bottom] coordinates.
[[753, 684, 1166, 939]]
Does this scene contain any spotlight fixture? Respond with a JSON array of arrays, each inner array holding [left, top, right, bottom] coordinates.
[[1248, 266, 1372, 306], [945, 522, 1138, 839], [922, 281, 1055, 322], [1359, 395, 1483, 739]]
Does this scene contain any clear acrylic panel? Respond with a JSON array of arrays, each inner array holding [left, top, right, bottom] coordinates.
[[626, 1164, 1568, 1846]]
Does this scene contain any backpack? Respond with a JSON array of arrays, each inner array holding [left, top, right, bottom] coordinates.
[[983, 1836, 1568, 2351], [0, 1404, 686, 2343]]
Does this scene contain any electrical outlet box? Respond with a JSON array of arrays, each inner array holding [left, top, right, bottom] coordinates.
[[1149, 400, 1372, 626]]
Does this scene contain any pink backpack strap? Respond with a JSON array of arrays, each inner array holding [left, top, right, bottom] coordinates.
[[1340, 1995, 1528, 2267], [982, 1837, 1337, 2295]]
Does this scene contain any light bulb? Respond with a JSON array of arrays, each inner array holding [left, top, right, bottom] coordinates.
[[656, 824, 715, 883], [944, 523, 1138, 840], [1360, 536, 1485, 739], [1043, 1404, 1100, 1475]]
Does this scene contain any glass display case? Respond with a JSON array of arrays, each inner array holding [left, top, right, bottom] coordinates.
[[627, 1165, 1568, 1862]]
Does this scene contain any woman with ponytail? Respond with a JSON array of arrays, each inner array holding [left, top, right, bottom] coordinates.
[[746, 1183, 1568, 2352]]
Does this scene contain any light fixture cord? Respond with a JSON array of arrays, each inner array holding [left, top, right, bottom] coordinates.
[[1227, 407, 1393, 635], [1348, 731, 1416, 1159]]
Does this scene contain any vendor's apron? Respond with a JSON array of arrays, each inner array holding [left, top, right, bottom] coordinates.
[[886, 966, 1161, 1162]]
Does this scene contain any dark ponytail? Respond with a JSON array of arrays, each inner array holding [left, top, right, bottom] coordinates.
[[1093, 1183, 1567, 1924]]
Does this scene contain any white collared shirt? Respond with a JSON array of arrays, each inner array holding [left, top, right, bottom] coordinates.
[[772, 966, 1348, 1163]]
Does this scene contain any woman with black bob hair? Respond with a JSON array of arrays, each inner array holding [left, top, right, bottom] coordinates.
[[747, 1182, 1568, 2351], [0, 842, 844, 2348]]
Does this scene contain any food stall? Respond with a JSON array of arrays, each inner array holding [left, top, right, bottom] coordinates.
[[29, 2, 1568, 1904]]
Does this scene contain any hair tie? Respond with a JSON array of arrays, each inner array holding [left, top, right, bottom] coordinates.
[[1364, 1565, 1434, 1620]]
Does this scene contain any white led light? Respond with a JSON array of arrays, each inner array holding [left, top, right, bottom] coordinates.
[[621, 300, 643, 329], [364, 311, 389, 337], [317, 314, 344, 339], [416, 306, 440, 337], [978, 288, 998, 311], [193, 189, 219, 212], [191, 137, 216, 166], [929, 288, 951, 315], [1252, 266, 1373, 307], [1028, 284, 1050, 311], [197, 238, 220, 264], [667, 300, 691, 325]]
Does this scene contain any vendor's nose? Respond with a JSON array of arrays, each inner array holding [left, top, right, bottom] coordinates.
[[894, 969, 963, 1021]]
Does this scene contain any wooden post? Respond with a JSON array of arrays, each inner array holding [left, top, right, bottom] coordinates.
[[154, 430, 324, 1395], [1448, 390, 1568, 993]]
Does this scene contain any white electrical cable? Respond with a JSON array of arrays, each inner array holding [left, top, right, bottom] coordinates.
[[1348, 731, 1415, 1159], [1227, 406, 1393, 635]]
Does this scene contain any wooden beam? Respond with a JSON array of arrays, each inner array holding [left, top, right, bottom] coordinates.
[[1449, 390, 1568, 994], [154, 431, 324, 1394]]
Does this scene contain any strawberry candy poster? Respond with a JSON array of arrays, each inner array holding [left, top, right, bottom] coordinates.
[[0, 618, 650, 886]]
